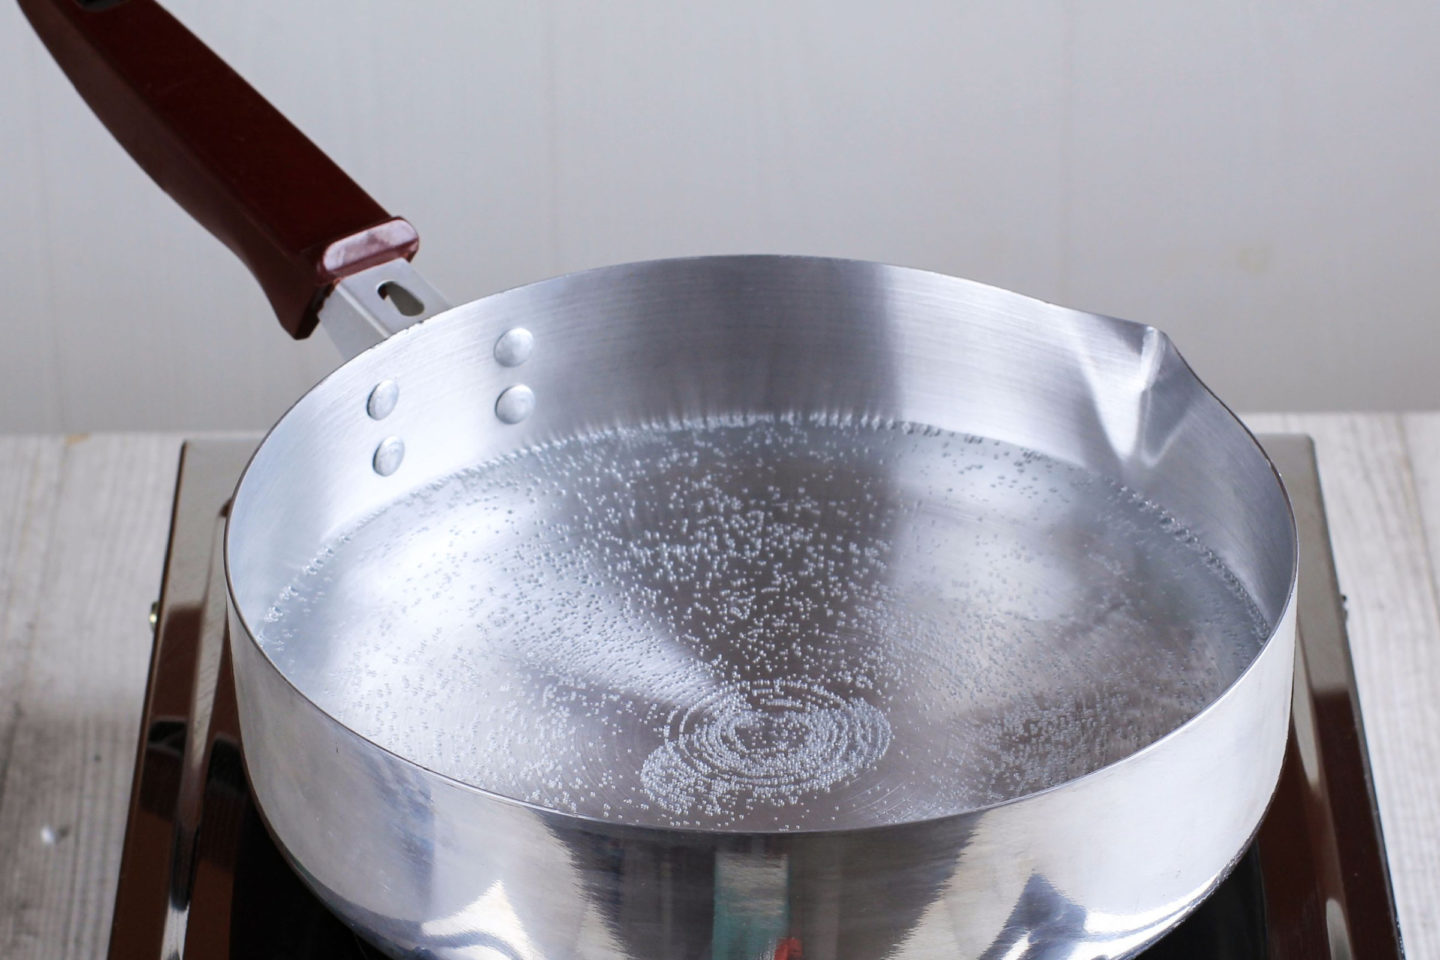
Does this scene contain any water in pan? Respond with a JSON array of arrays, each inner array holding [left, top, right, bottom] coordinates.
[[258, 416, 1269, 830]]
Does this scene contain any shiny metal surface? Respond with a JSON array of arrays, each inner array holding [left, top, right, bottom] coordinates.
[[158, 513, 230, 958], [493, 327, 535, 367], [254, 421, 1269, 831], [319, 259, 453, 358], [365, 379, 400, 421], [1257, 435, 1404, 958], [225, 256, 1298, 959], [107, 439, 260, 960]]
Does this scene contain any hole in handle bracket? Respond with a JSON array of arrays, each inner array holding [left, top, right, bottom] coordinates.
[[377, 281, 425, 317]]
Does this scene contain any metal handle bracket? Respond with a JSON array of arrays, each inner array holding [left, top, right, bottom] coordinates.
[[318, 260, 453, 359]]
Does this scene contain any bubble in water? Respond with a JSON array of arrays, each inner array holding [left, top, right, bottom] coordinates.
[[257, 414, 1271, 831]]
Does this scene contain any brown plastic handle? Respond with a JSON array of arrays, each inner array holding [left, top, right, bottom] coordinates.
[[17, 0, 419, 338]]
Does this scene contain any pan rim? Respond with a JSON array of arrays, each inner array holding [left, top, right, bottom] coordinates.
[[223, 252, 1300, 838]]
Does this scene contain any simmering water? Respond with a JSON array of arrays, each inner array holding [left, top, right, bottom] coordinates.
[[258, 417, 1269, 830]]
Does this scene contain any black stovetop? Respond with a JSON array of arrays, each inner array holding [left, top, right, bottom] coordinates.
[[106, 435, 1403, 959]]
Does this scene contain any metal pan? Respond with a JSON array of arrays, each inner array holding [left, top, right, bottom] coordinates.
[[20, 3, 1297, 958]]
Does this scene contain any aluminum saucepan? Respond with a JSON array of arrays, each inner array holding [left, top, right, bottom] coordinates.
[[21, 2, 1297, 958]]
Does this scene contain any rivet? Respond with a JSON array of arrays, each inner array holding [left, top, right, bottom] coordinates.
[[373, 437, 405, 476], [495, 385, 535, 424], [367, 380, 399, 420], [493, 327, 534, 367]]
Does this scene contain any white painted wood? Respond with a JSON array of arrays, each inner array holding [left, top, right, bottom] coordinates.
[[4, 1, 1440, 432], [1248, 413, 1440, 958], [0, 435, 182, 960], [0, 437, 65, 798], [2, 422, 1439, 954], [1400, 412, 1440, 568]]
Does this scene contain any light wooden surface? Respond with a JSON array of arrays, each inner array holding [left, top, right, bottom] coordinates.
[[0, 417, 1437, 957]]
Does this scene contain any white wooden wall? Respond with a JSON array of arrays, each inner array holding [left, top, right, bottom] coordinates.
[[3, 1, 1439, 431]]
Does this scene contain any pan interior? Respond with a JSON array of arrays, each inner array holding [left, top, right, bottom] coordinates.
[[255, 411, 1269, 831]]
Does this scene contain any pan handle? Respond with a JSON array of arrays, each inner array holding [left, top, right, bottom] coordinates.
[[18, 0, 423, 340]]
